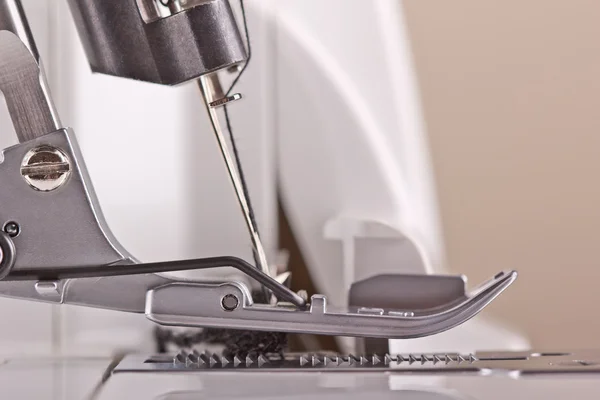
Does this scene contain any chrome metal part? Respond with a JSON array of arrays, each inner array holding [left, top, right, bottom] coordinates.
[[210, 93, 243, 108], [0, 132, 309, 318], [146, 271, 517, 338], [117, 350, 600, 375], [221, 293, 239, 311], [4, 256, 305, 307], [0, 0, 60, 142], [20, 146, 71, 192], [66, 0, 248, 85], [135, 0, 164, 23], [0, 267, 300, 315], [0, 232, 15, 280], [165, 0, 183, 14], [0, 31, 59, 142], [3, 221, 19, 237], [34, 281, 60, 297], [0, 129, 134, 271], [199, 75, 272, 279], [0, 254, 508, 337]]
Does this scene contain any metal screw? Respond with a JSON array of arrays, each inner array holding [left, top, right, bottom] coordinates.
[[221, 294, 239, 311], [227, 64, 243, 74], [21, 146, 71, 192], [3, 222, 20, 238]]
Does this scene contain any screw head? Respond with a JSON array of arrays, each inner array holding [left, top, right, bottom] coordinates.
[[21, 146, 71, 192], [227, 64, 243, 74], [221, 294, 239, 311], [3, 222, 20, 238]]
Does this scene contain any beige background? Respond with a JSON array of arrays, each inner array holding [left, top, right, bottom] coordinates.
[[403, 0, 600, 348]]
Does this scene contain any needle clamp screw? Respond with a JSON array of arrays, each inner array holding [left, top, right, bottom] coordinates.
[[21, 146, 71, 192]]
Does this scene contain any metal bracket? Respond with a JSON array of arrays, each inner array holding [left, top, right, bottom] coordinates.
[[145, 271, 516, 338]]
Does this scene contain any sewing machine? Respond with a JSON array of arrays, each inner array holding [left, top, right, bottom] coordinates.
[[0, 0, 596, 399]]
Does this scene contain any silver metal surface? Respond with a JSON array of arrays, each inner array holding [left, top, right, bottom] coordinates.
[[0, 129, 134, 271], [136, 0, 162, 22], [0, 232, 15, 279], [34, 281, 60, 297], [0, 0, 61, 141], [67, 0, 248, 85], [0, 125, 303, 313], [0, 272, 163, 312], [116, 350, 600, 375], [199, 75, 272, 279], [210, 93, 243, 108], [221, 293, 239, 311], [3, 355, 600, 400], [20, 146, 71, 192], [0, 31, 59, 142], [0, 261, 515, 338], [0, 265, 293, 313], [146, 271, 516, 338], [166, 0, 183, 14], [3, 221, 19, 237]]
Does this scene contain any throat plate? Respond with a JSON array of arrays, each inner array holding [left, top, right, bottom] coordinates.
[[114, 350, 600, 375]]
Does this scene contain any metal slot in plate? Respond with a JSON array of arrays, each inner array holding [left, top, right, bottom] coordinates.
[[114, 350, 600, 376]]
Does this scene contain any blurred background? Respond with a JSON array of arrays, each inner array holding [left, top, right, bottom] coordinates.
[[0, 0, 598, 355], [404, 0, 600, 349]]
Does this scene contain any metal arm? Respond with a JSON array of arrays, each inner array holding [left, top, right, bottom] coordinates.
[[0, 0, 60, 142]]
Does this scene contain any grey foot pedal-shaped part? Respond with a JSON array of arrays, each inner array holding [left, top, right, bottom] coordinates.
[[145, 271, 516, 338]]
